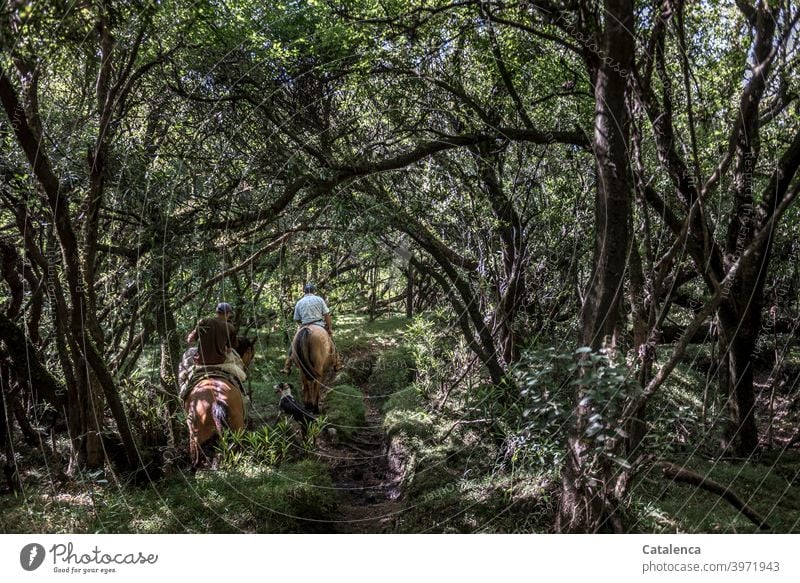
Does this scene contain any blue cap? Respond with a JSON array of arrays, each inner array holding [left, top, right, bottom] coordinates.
[[216, 302, 233, 314], [303, 283, 316, 293]]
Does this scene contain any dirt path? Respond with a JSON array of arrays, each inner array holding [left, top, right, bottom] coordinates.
[[318, 382, 405, 533]]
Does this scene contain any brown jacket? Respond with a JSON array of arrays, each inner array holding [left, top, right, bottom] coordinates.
[[193, 316, 236, 365]]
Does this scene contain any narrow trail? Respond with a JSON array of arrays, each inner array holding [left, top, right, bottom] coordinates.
[[317, 369, 405, 533]]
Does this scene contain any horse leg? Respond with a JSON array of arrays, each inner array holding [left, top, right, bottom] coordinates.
[[201, 435, 220, 470], [301, 375, 314, 411], [328, 335, 342, 371], [302, 376, 320, 413], [310, 378, 321, 414], [187, 418, 200, 470]]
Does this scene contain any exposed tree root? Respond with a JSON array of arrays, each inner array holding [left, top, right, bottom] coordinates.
[[655, 461, 770, 530]]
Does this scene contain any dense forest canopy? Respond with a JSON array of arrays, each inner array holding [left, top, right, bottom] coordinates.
[[1, 0, 799, 534]]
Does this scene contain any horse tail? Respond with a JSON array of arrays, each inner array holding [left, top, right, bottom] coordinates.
[[211, 400, 230, 434], [294, 327, 317, 381]]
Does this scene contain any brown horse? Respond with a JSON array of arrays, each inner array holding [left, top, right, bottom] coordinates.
[[291, 325, 335, 414], [184, 337, 255, 469]]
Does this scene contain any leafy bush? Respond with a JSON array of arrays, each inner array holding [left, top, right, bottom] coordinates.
[[118, 375, 174, 448], [512, 346, 639, 470], [405, 312, 456, 399], [333, 370, 355, 386]]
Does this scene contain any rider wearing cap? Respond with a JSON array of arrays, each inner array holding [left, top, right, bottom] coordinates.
[[180, 302, 247, 399], [187, 302, 238, 364], [293, 283, 332, 334], [281, 283, 341, 374]]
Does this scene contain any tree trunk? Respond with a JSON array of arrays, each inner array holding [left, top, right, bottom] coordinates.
[[154, 265, 181, 398], [154, 274, 182, 445], [559, 0, 635, 534], [0, 362, 9, 449], [626, 228, 654, 455], [714, 5, 777, 456], [717, 287, 763, 455], [0, 312, 68, 410], [1, 59, 141, 471], [406, 261, 414, 319], [76, 365, 105, 470], [474, 144, 529, 366]]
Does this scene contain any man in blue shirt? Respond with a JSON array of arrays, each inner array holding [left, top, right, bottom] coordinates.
[[282, 283, 342, 373], [293, 283, 333, 332]]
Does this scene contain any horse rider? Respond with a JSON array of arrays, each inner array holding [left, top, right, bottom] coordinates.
[[180, 302, 248, 398], [281, 283, 342, 374]]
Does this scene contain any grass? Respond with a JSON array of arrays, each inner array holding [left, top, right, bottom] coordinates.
[[629, 351, 800, 533], [629, 453, 800, 533], [334, 312, 410, 355], [396, 472, 554, 533], [370, 346, 416, 406], [380, 377, 554, 533], [324, 384, 366, 439], [9, 311, 799, 534], [0, 460, 337, 533]]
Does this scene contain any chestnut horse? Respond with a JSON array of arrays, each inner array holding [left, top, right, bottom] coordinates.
[[184, 337, 255, 469], [291, 325, 335, 413]]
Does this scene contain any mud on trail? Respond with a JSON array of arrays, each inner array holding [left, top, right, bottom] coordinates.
[[316, 349, 405, 533]]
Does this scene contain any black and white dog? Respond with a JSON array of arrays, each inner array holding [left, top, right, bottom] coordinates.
[[274, 382, 317, 433]]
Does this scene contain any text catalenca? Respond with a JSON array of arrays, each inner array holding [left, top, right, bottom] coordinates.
[[50, 543, 158, 565], [642, 545, 701, 555]]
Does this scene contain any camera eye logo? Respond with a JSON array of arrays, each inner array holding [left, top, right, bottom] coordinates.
[[20, 543, 46, 571]]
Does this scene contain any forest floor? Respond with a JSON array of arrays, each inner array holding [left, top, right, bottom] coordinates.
[[310, 315, 422, 533], [316, 361, 404, 533], [247, 313, 415, 533], [2, 314, 800, 533]]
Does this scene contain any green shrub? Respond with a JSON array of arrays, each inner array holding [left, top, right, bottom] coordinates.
[[119, 376, 173, 448], [383, 384, 432, 440], [512, 346, 638, 471], [324, 384, 366, 438], [216, 421, 295, 469], [333, 370, 354, 386], [371, 346, 415, 402], [346, 353, 375, 384], [383, 384, 421, 414], [405, 313, 456, 399]]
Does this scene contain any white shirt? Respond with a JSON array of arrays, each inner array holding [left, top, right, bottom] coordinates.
[[293, 294, 330, 326]]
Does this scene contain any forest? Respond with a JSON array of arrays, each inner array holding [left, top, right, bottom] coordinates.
[[0, 0, 799, 534]]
